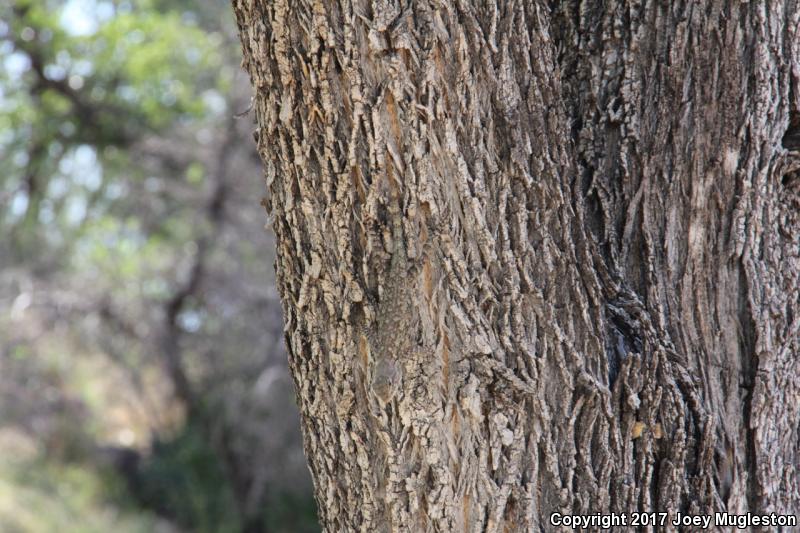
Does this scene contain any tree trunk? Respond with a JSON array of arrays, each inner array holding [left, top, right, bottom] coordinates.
[[231, 1, 800, 531]]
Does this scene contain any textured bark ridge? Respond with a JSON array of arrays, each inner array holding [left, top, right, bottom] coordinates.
[[232, 1, 799, 531]]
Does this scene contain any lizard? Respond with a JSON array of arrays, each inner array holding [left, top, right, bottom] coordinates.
[[367, 216, 419, 406]]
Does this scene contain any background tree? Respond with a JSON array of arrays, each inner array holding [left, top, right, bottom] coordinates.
[[232, 1, 800, 531], [0, 1, 316, 531]]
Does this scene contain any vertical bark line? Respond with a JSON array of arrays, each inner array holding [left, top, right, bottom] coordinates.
[[730, 4, 800, 517], [233, 0, 800, 530]]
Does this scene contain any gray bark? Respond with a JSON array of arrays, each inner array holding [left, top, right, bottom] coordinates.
[[231, 1, 800, 531]]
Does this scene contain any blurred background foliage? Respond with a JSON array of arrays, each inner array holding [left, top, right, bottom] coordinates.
[[0, 0, 319, 531]]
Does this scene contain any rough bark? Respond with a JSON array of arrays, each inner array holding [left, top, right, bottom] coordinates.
[[231, 1, 800, 531]]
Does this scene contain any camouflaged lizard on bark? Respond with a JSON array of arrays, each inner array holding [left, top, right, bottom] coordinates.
[[367, 221, 420, 406]]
